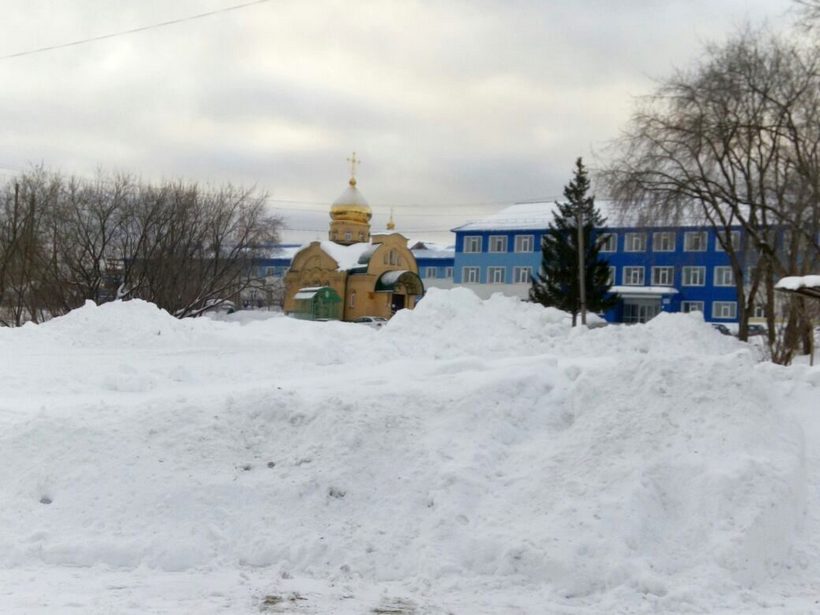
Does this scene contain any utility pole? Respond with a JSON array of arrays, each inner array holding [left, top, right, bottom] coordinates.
[[576, 205, 587, 326]]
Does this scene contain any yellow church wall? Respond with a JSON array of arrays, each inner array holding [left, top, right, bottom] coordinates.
[[283, 242, 347, 315]]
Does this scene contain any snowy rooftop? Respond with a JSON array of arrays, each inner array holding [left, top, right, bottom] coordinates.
[[410, 240, 455, 260], [312, 241, 374, 271], [453, 201, 617, 232]]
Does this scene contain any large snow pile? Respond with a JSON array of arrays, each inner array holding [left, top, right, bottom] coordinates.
[[0, 290, 818, 614]]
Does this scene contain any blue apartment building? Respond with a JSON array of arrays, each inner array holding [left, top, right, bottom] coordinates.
[[452, 203, 746, 324]]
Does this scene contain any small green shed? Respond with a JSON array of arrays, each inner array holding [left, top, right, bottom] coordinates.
[[291, 286, 342, 321]]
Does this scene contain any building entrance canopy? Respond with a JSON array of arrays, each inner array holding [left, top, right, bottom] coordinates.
[[375, 270, 424, 295]]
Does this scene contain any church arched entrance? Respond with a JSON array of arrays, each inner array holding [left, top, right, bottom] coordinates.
[[375, 270, 424, 313]]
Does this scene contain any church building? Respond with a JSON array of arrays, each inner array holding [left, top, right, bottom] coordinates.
[[283, 155, 424, 321]]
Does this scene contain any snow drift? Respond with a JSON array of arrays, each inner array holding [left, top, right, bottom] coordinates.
[[0, 290, 816, 613]]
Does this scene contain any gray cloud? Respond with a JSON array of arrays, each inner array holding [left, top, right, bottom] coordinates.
[[0, 0, 796, 243]]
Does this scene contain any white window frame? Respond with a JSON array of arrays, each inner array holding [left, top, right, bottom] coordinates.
[[599, 233, 617, 253], [651, 266, 674, 286], [444, 267, 453, 279], [512, 266, 532, 284], [652, 231, 676, 252], [424, 267, 438, 279], [715, 230, 741, 252], [487, 266, 505, 284], [682, 266, 705, 286], [464, 236, 482, 253], [488, 235, 508, 253], [462, 266, 479, 283], [681, 301, 704, 313], [712, 301, 737, 320], [514, 234, 534, 253], [623, 266, 645, 286], [713, 266, 734, 287], [684, 231, 707, 252], [624, 232, 647, 253]]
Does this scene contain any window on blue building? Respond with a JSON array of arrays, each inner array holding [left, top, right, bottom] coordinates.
[[488, 266, 505, 283], [684, 231, 707, 252], [715, 230, 741, 252], [682, 266, 705, 286], [512, 266, 532, 283], [713, 266, 734, 287], [463, 267, 479, 283], [651, 266, 674, 286], [464, 236, 482, 253], [444, 267, 453, 279], [599, 233, 617, 252], [625, 233, 647, 252], [682, 301, 704, 313], [514, 235, 533, 252], [712, 301, 737, 319], [624, 266, 644, 285], [425, 267, 438, 279], [488, 236, 508, 253], [653, 232, 676, 252]]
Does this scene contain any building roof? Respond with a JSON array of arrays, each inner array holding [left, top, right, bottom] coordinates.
[[452, 201, 617, 232], [410, 240, 455, 260], [311, 241, 374, 271]]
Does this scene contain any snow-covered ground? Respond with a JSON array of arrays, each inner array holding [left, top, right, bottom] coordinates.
[[0, 289, 818, 614]]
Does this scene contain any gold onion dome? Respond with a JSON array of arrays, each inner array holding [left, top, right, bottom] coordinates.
[[330, 176, 372, 224]]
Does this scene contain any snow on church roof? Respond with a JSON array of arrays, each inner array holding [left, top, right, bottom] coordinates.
[[310, 241, 374, 271], [453, 201, 616, 232]]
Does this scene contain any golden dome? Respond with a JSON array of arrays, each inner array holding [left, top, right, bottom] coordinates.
[[330, 177, 372, 224]]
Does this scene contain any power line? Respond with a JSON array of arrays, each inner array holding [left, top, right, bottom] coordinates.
[[0, 0, 271, 62]]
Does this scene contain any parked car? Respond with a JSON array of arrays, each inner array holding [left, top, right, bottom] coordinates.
[[711, 323, 732, 336], [353, 316, 388, 328], [747, 324, 767, 337]]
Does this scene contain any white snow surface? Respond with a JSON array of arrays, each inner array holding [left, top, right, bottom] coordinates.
[[1, 289, 819, 614], [776, 274, 820, 291]]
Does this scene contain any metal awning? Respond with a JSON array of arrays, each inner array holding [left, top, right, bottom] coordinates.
[[775, 275, 820, 300], [609, 285, 679, 300]]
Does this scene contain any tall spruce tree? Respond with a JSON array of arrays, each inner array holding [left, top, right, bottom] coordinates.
[[529, 157, 616, 325]]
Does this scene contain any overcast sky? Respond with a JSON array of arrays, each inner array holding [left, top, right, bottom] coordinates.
[[0, 0, 799, 244]]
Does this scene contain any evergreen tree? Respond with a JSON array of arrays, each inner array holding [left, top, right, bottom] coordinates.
[[529, 157, 617, 325]]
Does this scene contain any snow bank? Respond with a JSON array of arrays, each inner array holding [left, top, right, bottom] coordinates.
[[0, 289, 816, 613]]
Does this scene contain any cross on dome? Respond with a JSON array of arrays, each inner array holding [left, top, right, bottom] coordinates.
[[346, 152, 361, 185]]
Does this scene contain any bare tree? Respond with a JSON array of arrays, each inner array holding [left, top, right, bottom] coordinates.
[[603, 28, 820, 363], [118, 181, 280, 317], [0, 169, 281, 324]]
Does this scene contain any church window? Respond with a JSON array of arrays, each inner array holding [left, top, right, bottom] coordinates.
[[344, 232, 352, 242], [389, 249, 398, 265], [358, 232, 364, 241], [349, 291, 356, 307]]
